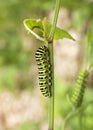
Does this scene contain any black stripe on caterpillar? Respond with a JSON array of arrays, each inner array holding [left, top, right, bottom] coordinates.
[[35, 45, 52, 97]]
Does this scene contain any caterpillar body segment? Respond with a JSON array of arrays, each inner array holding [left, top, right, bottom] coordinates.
[[71, 69, 88, 108], [35, 45, 52, 97]]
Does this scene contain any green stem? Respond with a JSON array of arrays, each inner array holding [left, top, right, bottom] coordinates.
[[78, 110, 83, 130], [63, 110, 78, 130], [48, 43, 54, 130], [63, 112, 74, 130], [48, 1, 61, 130], [49, 0, 61, 40]]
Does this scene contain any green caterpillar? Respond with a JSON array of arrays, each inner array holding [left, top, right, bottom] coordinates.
[[71, 69, 88, 108], [35, 45, 52, 97]]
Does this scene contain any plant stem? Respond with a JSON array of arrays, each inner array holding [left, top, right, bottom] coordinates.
[[48, 43, 54, 130], [78, 110, 83, 130], [63, 112, 74, 130], [63, 110, 77, 130], [49, 0, 61, 40], [48, 0, 61, 130]]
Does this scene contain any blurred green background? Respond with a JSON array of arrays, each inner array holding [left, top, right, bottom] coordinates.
[[0, 0, 93, 130]]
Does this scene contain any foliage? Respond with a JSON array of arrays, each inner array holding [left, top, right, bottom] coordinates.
[[23, 18, 75, 41], [16, 78, 93, 130], [0, 0, 93, 129], [55, 77, 93, 130], [23, 0, 93, 129]]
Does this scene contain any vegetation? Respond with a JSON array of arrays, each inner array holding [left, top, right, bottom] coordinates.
[[0, 0, 93, 130]]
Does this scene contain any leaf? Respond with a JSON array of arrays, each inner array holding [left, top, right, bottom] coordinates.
[[54, 27, 75, 41], [24, 19, 43, 31], [23, 19, 44, 41], [23, 18, 75, 41], [42, 19, 75, 41]]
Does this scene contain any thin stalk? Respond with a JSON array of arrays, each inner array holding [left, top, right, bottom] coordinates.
[[49, 0, 61, 40], [48, 0, 61, 130], [63, 111, 74, 130], [48, 43, 54, 130], [63, 109, 80, 130], [78, 111, 83, 130]]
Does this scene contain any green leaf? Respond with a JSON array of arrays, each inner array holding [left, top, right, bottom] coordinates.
[[24, 19, 43, 31], [23, 18, 75, 41], [43, 19, 75, 41], [23, 19, 44, 41], [54, 27, 75, 41]]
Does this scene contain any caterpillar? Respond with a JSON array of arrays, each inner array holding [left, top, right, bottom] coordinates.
[[71, 69, 88, 108], [35, 45, 52, 97]]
